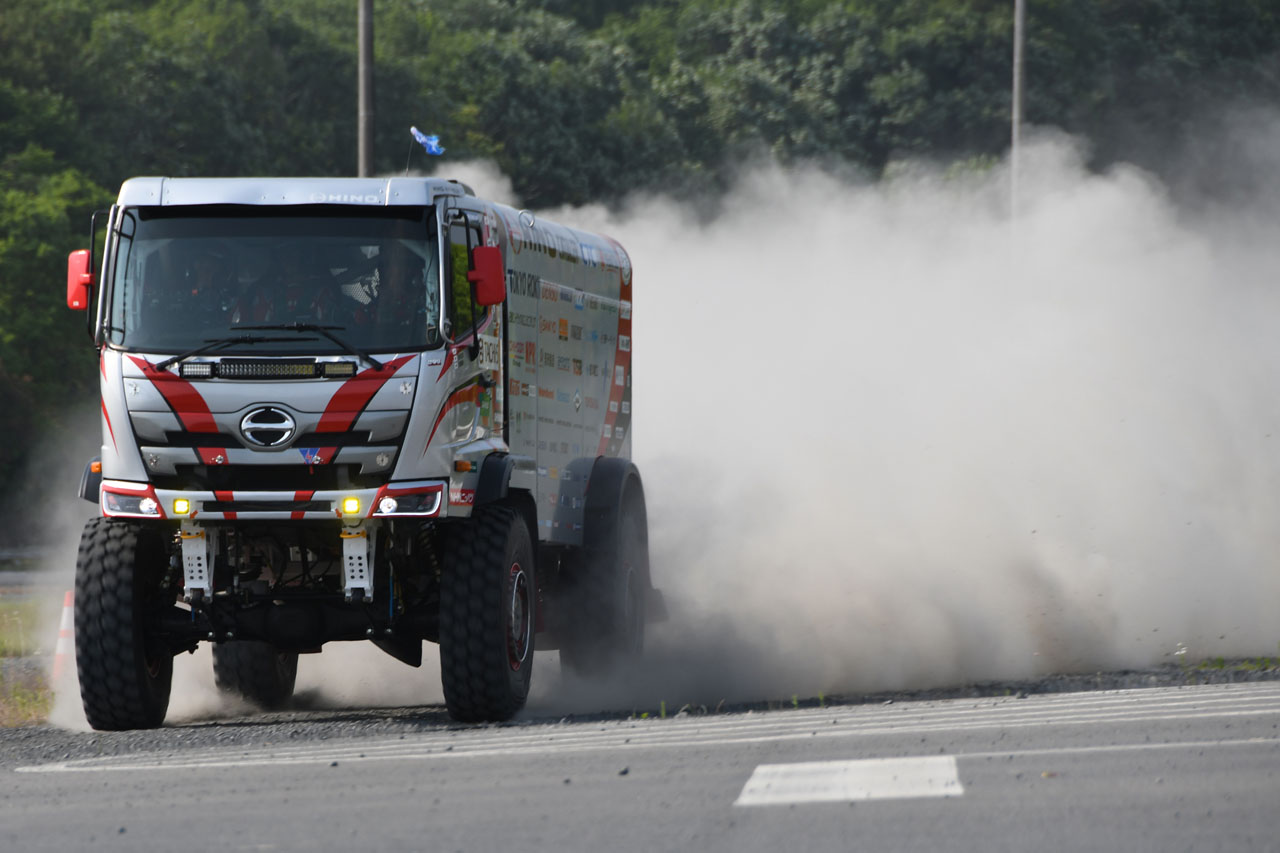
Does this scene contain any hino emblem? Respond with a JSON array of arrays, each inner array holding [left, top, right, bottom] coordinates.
[[239, 407, 296, 448]]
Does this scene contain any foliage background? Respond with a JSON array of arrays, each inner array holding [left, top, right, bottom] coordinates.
[[0, 0, 1278, 535]]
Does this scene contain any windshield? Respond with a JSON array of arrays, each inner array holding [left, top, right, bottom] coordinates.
[[106, 205, 442, 354]]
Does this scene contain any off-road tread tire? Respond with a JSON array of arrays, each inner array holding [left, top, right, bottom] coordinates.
[[560, 492, 646, 677], [74, 517, 173, 731], [212, 641, 298, 710], [439, 506, 535, 723]]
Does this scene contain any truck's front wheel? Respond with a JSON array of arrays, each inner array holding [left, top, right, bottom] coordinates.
[[213, 642, 298, 710], [74, 518, 175, 730], [439, 506, 536, 722]]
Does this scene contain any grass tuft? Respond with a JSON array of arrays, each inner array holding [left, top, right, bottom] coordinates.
[[0, 599, 42, 658], [0, 673, 52, 727]]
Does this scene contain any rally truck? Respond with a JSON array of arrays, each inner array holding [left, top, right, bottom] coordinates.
[[65, 176, 658, 730]]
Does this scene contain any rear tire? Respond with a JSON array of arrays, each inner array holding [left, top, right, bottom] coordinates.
[[439, 506, 536, 722], [74, 518, 175, 731], [212, 642, 298, 710], [560, 487, 647, 676]]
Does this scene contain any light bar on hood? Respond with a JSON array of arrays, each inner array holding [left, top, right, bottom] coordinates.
[[322, 361, 357, 377], [179, 362, 214, 378]]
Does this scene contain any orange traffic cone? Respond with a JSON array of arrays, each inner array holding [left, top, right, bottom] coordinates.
[[52, 589, 73, 682]]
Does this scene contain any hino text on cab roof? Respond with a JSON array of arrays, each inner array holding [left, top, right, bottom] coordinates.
[[65, 175, 661, 730]]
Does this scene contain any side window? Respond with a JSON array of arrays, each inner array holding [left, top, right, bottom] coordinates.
[[447, 217, 486, 338]]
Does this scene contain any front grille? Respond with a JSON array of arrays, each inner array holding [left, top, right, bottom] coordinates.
[[203, 500, 332, 513], [153, 464, 384, 492], [161, 430, 380, 449], [161, 432, 240, 449]]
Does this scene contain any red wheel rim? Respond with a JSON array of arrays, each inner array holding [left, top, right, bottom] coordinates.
[[507, 562, 532, 671]]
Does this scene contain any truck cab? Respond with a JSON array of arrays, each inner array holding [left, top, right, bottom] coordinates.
[[66, 176, 658, 730]]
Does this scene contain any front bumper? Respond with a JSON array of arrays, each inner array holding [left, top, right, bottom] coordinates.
[[100, 478, 447, 521]]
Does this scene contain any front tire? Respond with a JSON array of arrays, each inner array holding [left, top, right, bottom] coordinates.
[[74, 518, 175, 730], [439, 506, 536, 722], [212, 642, 298, 710]]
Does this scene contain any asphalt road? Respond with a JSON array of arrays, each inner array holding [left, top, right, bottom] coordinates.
[[2, 681, 1277, 852]]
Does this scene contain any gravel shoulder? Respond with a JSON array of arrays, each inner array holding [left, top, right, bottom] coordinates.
[[2, 660, 1276, 771]]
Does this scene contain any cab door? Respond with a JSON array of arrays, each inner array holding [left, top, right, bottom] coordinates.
[[443, 202, 503, 444]]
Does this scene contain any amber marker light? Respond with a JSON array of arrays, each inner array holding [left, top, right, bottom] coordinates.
[[173, 498, 191, 515], [341, 496, 361, 515]]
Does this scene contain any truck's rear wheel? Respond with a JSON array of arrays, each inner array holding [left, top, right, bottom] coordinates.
[[74, 518, 175, 730], [439, 506, 536, 722], [212, 642, 298, 710], [560, 486, 647, 677]]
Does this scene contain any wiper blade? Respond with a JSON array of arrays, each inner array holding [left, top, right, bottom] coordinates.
[[154, 335, 315, 372], [236, 323, 384, 371]]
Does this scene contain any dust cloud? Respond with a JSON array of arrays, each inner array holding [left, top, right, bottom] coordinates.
[[529, 128, 1280, 711], [39, 126, 1280, 726]]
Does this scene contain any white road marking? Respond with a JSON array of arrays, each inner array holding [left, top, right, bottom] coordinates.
[[733, 756, 963, 806], [16, 683, 1280, 774]]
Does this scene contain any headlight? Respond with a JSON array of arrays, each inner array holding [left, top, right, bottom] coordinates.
[[102, 491, 163, 516], [371, 487, 443, 517]]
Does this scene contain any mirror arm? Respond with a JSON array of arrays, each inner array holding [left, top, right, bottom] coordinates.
[[85, 209, 108, 341], [466, 225, 480, 361]]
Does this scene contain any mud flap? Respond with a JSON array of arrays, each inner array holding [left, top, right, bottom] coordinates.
[[646, 586, 668, 623], [372, 634, 423, 667]]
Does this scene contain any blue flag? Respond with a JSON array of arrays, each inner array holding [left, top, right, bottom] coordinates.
[[410, 126, 445, 156]]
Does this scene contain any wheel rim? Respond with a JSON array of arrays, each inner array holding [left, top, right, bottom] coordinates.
[[507, 562, 532, 671]]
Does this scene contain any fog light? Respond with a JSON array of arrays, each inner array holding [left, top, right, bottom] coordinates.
[[378, 497, 398, 515], [173, 498, 191, 515], [341, 496, 361, 515]]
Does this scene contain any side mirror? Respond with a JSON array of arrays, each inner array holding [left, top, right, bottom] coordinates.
[[468, 245, 505, 307], [67, 249, 93, 311]]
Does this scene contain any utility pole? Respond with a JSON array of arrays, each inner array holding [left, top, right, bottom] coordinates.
[[358, 0, 374, 177], [1011, 0, 1026, 219]]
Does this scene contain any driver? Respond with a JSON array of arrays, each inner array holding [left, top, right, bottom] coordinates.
[[144, 244, 235, 329], [351, 241, 427, 336], [232, 243, 339, 324]]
